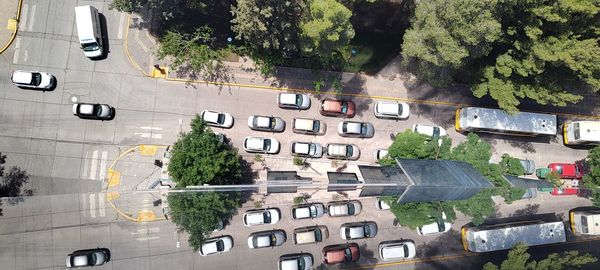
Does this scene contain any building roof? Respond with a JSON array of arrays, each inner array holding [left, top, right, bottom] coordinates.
[[502, 175, 554, 188], [267, 171, 311, 193], [327, 172, 359, 192]]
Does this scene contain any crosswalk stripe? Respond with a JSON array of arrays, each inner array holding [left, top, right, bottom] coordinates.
[[19, 4, 28, 31], [89, 194, 96, 218], [98, 193, 105, 217], [99, 151, 108, 180], [28, 5, 36, 32], [82, 151, 89, 179], [90, 151, 98, 180]]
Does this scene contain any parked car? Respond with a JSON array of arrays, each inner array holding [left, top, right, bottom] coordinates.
[[292, 203, 325, 219], [412, 124, 447, 137], [340, 222, 378, 240], [247, 230, 286, 249], [337, 121, 375, 138], [518, 158, 536, 175], [243, 136, 280, 154], [374, 149, 389, 160], [291, 142, 323, 158], [322, 243, 360, 264], [320, 99, 356, 118], [278, 93, 311, 109], [200, 110, 234, 128], [293, 226, 329, 245], [551, 187, 579, 196], [417, 220, 452, 235], [327, 201, 362, 217], [292, 118, 327, 135], [548, 162, 584, 179], [66, 248, 110, 268], [325, 143, 360, 160], [72, 103, 115, 120], [379, 240, 416, 261], [374, 101, 409, 119], [11, 70, 55, 89], [279, 253, 313, 270], [243, 208, 280, 227], [199, 236, 233, 256], [247, 115, 285, 132], [376, 198, 390, 210]]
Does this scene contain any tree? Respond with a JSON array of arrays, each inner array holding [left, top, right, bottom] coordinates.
[[483, 243, 596, 270], [156, 27, 228, 79], [451, 189, 496, 225], [109, 0, 183, 21], [167, 115, 243, 187], [167, 192, 239, 251], [231, 0, 305, 54], [299, 0, 355, 57], [499, 153, 526, 176], [0, 152, 33, 216], [383, 198, 456, 229], [386, 129, 452, 161], [584, 145, 600, 187], [401, 0, 502, 86]]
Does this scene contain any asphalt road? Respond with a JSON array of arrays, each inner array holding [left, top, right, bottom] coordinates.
[[0, 0, 599, 270]]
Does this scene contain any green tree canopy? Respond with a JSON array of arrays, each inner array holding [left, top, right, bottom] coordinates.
[[167, 116, 243, 187], [385, 129, 452, 162], [168, 192, 239, 251], [383, 197, 456, 229], [483, 243, 597, 270], [584, 145, 600, 187], [499, 153, 526, 176], [299, 0, 355, 56], [231, 0, 305, 54]]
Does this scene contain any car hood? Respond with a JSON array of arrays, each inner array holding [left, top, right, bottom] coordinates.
[[39, 73, 53, 88]]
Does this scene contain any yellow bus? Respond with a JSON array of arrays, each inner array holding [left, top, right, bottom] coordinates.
[[563, 121, 600, 145], [455, 107, 557, 136]]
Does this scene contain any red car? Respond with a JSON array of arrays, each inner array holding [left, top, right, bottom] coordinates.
[[320, 99, 356, 118], [547, 163, 584, 179], [550, 187, 579, 196], [322, 243, 360, 264]]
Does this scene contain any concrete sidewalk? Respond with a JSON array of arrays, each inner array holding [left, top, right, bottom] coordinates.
[[0, 0, 20, 54]]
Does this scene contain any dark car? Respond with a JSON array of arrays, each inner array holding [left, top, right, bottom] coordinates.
[[72, 103, 115, 120], [322, 243, 360, 264], [66, 248, 110, 268], [320, 99, 356, 118]]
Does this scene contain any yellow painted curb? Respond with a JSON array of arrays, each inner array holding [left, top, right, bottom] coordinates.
[[137, 210, 156, 222], [107, 169, 121, 187], [7, 18, 17, 31], [151, 66, 169, 78], [105, 192, 120, 201], [0, 0, 23, 55], [139, 145, 158, 156]]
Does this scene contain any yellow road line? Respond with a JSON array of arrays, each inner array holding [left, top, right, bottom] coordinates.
[[0, 0, 24, 54], [123, 14, 149, 77]]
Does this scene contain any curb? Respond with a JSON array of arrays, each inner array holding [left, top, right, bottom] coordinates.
[[0, 0, 23, 55]]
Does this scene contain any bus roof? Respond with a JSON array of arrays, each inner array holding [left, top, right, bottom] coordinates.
[[572, 121, 600, 141], [464, 221, 565, 252], [459, 107, 557, 135]]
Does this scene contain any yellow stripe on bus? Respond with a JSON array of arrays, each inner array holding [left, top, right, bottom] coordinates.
[[455, 108, 462, 131], [461, 227, 469, 251], [563, 122, 569, 145], [569, 211, 576, 234]]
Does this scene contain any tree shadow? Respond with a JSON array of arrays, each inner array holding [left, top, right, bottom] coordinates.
[[415, 230, 478, 270], [511, 204, 540, 217]]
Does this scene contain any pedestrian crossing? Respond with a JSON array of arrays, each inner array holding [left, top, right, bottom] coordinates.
[[82, 150, 110, 181], [83, 193, 106, 218]]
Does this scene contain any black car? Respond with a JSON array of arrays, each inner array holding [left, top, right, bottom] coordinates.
[[72, 103, 115, 120], [66, 248, 110, 268]]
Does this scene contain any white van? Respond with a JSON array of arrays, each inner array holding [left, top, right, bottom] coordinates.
[[75, 5, 103, 58]]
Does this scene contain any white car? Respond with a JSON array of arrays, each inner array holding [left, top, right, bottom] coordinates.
[[199, 236, 233, 256], [340, 222, 378, 240], [66, 248, 110, 268], [337, 121, 375, 138], [243, 208, 280, 226], [243, 136, 280, 154], [277, 93, 311, 109], [374, 101, 410, 119], [412, 124, 447, 137], [291, 203, 325, 219], [374, 149, 389, 160], [327, 201, 362, 217], [278, 253, 313, 270], [379, 241, 416, 261], [201, 110, 234, 128], [248, 115, 285, 132], [417, 220, 452, 235], [290, 142, 323, 158], [72, 103, 115, 120], [376, 198, 390, 210], [11, 70, 55, 89], [325, 143, 360, 160], [247, 230, 286, 248]]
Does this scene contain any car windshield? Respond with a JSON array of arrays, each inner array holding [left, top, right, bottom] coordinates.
[[309, 144, 316, 155], [360, 123, 367, 134], [345, 228, 351, 239], [217, 114, 225, 124], [347, 204, 355, 215], [31, 73, 42, 85], [432, 127, 440, 137], [82, 41, 100, 52], [364, 224, 371, 236], [582, 216, 589, 233], [403, 244, 409, 257], [574, 123, 580, 140], [263, 139, 271, 150], [344, 248, 352, 261], [94, 105, 104, 117], [314, 229, 322, 241], [346, 145, 353, 157], [216, 240, 224, 251], [263, 211, 271, 223], [556, 166, 563, 174], [270, 234, 277, 245], [313, 121, 320, 132], [296, 95, 303, 106], [297, 258, 305, 268], [437, 220, 446, 232], [397, 105, 403, 115], [341, 102, 348, 113], [88, 253, 97, 265], [309, 205, 317, 217], [270, 118, 275, 128]]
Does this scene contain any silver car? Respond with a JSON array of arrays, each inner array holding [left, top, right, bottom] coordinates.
[[374, 101, 410, 119], [325, 143, 360, 160], [277, 93, 311, 109], [247, 230, 286, 249], [340, 222, 378, 240], [291, 203, 325, 219], [291, 142, 323, 158], [199, 236, 233, 256], [337, 121, 375, 138], [279, 253, 313, 270], [72, 103, 115, 120], [243, 137, 280, 154], [248, 115, 285, 132], [327, 201, 362, 217]]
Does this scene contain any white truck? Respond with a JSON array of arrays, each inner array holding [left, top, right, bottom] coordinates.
[[75, 5, 103, 58]]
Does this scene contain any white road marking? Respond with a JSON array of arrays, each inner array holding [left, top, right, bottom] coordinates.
[[89, 194, 96, 218], [23, 49, 28, 62], [134, 132, 163, 139], [98, 194, 105, 217], [99, 151, 108, 180], [134, 30, 149, 52], [12, 38, 21, 64], [89, 150, 98, 180], [117, 13, 126, 39], [19, 4, 28, 31], [82, 151, 89, 178], [137, 236, 160, 241], [28, 5, 36, 32], [140, 126, 163, 130]]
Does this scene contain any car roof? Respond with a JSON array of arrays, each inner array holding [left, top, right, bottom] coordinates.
[[327, 144, 347, 155], [293, 143, 310, 154], [12, 71, 33, 84], [245, 137, 264, 149], [326, 249, 346, 263], [322, 100, 342, 111], [73, 254, 90, 266], [281, 259, 299, 270], [376, 102, 399, 114], [294, 207, 311, 218], [294, 118, 314, 129], [203, 111, 219, 122], [348, 226, 365, 237], [245, 211, 264, 224], [344, 122, 362, 133], [78, 104, 95, 114], [255, 235, 271, 246], [202, 241, 218, 254], [279, 93, 297, 104]]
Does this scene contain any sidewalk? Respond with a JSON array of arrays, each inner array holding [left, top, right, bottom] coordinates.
[[0, 0, 20, 54]]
